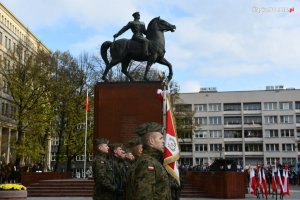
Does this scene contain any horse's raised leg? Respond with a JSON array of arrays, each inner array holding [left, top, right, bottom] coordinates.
[[156, 57, 173, 81], [101, 59, 120, 82], [121, 59, 134, 82], [143, 55, 157, 81]]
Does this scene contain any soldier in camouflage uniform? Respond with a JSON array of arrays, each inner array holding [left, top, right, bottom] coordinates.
[[126, 122, 171, 200], [110, 143, 127, 200], [92, 138, 116, 200], [128, 136, 143, 159]]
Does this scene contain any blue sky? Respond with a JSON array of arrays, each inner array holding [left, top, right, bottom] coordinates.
[[2, 0, 300, 93]]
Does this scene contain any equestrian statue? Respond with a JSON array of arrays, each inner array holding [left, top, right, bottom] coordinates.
[[101, 12, 176, 82]]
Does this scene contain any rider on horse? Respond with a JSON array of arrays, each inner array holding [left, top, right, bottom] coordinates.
[[113, 12, 150, 56]]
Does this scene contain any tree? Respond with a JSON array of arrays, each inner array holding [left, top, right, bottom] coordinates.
[[0, 43, 54, 166], [50, 51, 95, 172]]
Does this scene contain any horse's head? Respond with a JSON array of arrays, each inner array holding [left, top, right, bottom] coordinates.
[[148, 17, 176, 33]]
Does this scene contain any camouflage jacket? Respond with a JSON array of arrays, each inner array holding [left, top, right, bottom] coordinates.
[[92, 152, 116, 200], [126, 145, 171, 200]]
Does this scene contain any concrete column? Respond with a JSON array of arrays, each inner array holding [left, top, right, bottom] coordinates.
[[0, 127, 2, 160], [45, 135, 52, 171]]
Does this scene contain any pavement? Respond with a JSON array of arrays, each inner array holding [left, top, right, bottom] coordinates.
[[27, 185, 300, 200]]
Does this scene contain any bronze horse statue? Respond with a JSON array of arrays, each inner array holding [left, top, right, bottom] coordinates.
[[101, 17, 176, 82]]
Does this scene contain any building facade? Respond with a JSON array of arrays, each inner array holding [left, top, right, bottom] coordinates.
[[175, 86, 300, 168], [0, 3, 49, 164]]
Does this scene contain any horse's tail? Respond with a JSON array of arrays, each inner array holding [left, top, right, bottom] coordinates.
[[100, 41, 112, 66]]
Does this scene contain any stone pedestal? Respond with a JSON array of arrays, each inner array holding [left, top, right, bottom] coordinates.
[[94, 82, 163, 145], [0, 190, 27, 200]]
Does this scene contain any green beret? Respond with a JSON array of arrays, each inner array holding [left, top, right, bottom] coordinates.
[[94, 138, 109, 146], [109, 143, 124, 150], [136, 122, 162, 137], [128, 137, 142, 147]]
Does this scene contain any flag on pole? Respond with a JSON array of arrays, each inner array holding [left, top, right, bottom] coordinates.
[[261, 167, 268, 197], [277, 168, 285, 195], [282, 169, 290, 196], [257, 165, 263, 193], [85, 90, 89, 112], [157, 89, 180, 185], [271, 169, 277, 193], [249, 167, 257, 196]]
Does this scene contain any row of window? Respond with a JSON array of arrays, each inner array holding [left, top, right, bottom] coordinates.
[[194, 115, 300, 126], [51, 153, 93, 161], [0, 102, 17, 119], [192, 129, 298, 139], [177, 101, 300, 112], [192, 143, 297, 152], [0, 10, 36, 50]]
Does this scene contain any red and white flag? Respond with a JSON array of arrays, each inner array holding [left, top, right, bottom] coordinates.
[[257, 166, 263, 193], [261, 168, 268, 197], [271, 169, 277, 193], [249, 167, 257, 196], [277, 169, 285, 195], [85, 90, 89, 112], [157, 89, 180, 185], [282, 169, 290, 196]]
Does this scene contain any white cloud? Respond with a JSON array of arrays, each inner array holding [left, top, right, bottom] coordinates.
[[179, 80, 201, 93]]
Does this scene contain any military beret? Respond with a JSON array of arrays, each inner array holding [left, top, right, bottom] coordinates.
[[94, 138, 109, 146], [109, 143, 124, 150], [136, 122, 163, 137], [128, 137, 142, 147]]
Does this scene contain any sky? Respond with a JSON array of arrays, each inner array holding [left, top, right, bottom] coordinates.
[[2, 0, 300, 93]]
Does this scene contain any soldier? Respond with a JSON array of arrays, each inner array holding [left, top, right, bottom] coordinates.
[[92, 138, 116, 200], [110, 143, 127, 200], [113, 12, 150, 56], [128, 136, 143, 158], [126, 122, 171, 200]]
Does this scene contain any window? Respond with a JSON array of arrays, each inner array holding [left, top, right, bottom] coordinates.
[[281, 129, 294, 137], [209, 116, 222, 125], [265, 129, 279, 137], [224, 116, 242, 125], [244, 116, 262, 125], [210, 144, 222, 152], [264, 102, 277, 110], [279, 102, 293, 110], [194, 130, 208, 138], [195, 144, 208, 152], [209, 130, 222, 138], [282, 144, 295, 151], [280, 115, 293, 124], [244, 130, 263, 138], [243, 102, 261, 110], [245, 144, 263, 152], [296, 115, 300, 123], [225, 144, 242, 152], [76, 155, 86, 161], [4, 36, 7, 48], [178, 131, 192, 139], [194, 117, 207, 125], [194, 104, 207, 112], [264, 116, 278, 124], [51, 137, 59, 145], [266, 157, 280, 165], [282, 157, 296, 165], [180, 144, 192, 152], [0, 31, 2, 44], [175, 104, 192, 112], [51, 153, 56, 161], [295, 101, 300, 110], [89, 154, 93, 161], [266, 144, 279, 151], [208, 103, 221, 112], [224, 103, 241, 111], [224, 130, 242, 138]]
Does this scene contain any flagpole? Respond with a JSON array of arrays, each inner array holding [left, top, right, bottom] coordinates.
[[162, 73, 168, 134], [83, 89, 88, 179]]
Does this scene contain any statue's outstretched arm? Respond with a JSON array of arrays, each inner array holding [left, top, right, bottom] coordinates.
[[114, 22, 131, 38]]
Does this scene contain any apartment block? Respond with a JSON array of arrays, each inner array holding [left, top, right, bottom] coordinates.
[[175, 86, 300, 167]]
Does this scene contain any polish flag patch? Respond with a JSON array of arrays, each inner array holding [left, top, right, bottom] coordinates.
[[148, 166, 155, 171]]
